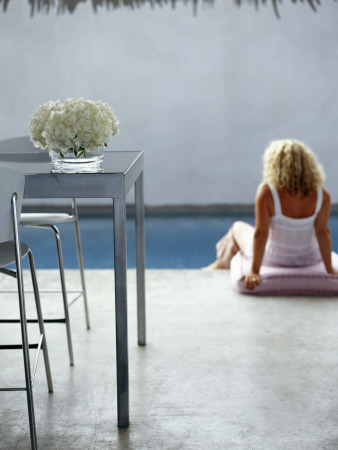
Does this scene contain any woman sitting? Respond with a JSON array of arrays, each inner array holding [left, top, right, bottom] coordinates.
[[206, 139, 338, 290]]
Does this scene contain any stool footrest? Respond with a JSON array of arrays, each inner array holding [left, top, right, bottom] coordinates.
[[0, 343, 39, 350], [0, 387, 26, 391], [0, 318, 66, 323]]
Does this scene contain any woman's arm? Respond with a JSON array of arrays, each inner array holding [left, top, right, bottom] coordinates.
[[243, 183, 272, 289], [315, 188, 338, 274]]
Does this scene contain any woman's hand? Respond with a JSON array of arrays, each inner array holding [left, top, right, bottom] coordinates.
[[241, 271, 261, 290]]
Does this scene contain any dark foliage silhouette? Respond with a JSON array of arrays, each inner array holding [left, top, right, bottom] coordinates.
[[0, 0, 335, 17], [0, 0, 214, 15], [234, 0, 336, 18]]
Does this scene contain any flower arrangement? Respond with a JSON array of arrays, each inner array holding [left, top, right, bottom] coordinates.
[[29, 98, 119, 158]]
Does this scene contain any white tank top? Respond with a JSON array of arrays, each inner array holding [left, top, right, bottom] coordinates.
[[263, 184, 323, 267]]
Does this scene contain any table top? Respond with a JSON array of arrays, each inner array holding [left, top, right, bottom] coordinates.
[[0, 151, 143, 199]]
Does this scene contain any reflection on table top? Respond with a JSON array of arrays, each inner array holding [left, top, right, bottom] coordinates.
[[0, 151, 144, 199]]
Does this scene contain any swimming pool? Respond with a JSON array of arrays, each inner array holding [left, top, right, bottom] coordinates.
[[19, 212, 338, 269]]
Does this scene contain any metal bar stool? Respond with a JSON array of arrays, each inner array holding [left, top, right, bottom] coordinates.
[[0, 165, 53, 450]]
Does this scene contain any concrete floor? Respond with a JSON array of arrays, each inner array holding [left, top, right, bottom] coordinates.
[[1, 269, 338, 449]]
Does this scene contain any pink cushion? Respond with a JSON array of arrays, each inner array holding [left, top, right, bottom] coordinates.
[[230, 252, 338, 295]]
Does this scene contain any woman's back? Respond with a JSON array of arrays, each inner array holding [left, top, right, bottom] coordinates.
[[263, 184, 322, 267], [276, 189, 318, 219]]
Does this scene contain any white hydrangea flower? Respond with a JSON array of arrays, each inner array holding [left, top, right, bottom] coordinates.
[[29, 98, 120, 157]]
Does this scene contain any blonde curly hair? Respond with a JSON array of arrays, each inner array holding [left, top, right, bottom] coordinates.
[[263, 139, 325, 197]]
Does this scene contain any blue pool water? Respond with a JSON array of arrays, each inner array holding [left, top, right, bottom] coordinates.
[[19, 213, 338, 269]]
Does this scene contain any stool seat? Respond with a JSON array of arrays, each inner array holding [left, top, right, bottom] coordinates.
[[0, 241, 29, 267]]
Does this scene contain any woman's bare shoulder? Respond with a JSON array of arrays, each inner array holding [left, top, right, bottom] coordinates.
[[321, 186, 331, 205], [256, 182, 273, 200], [255, 182, 274, 214]]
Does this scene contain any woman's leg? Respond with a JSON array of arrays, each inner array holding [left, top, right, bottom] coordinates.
[[203, 221, 254, 269]]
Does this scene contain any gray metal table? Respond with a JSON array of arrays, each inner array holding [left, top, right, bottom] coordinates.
[[0, 151, 146, 427]]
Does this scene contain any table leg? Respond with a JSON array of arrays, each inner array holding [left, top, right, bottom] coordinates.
[[135, 172, 146, 346], [113, 197, 129, 427]]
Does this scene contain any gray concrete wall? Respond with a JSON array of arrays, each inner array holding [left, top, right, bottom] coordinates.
[[0, 0, 338, 206]]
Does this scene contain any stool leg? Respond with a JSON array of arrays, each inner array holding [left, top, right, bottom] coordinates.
[[17, 270, 38, 449], [46, 224, 74, 366], [13, 196, 38, 449], [28, 249, 53, 393]]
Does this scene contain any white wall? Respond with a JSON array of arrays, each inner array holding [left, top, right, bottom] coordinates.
[[1, 0, 338, 206]]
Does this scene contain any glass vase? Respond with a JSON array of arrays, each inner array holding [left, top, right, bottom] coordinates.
[[49, 147, 104, 173]]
